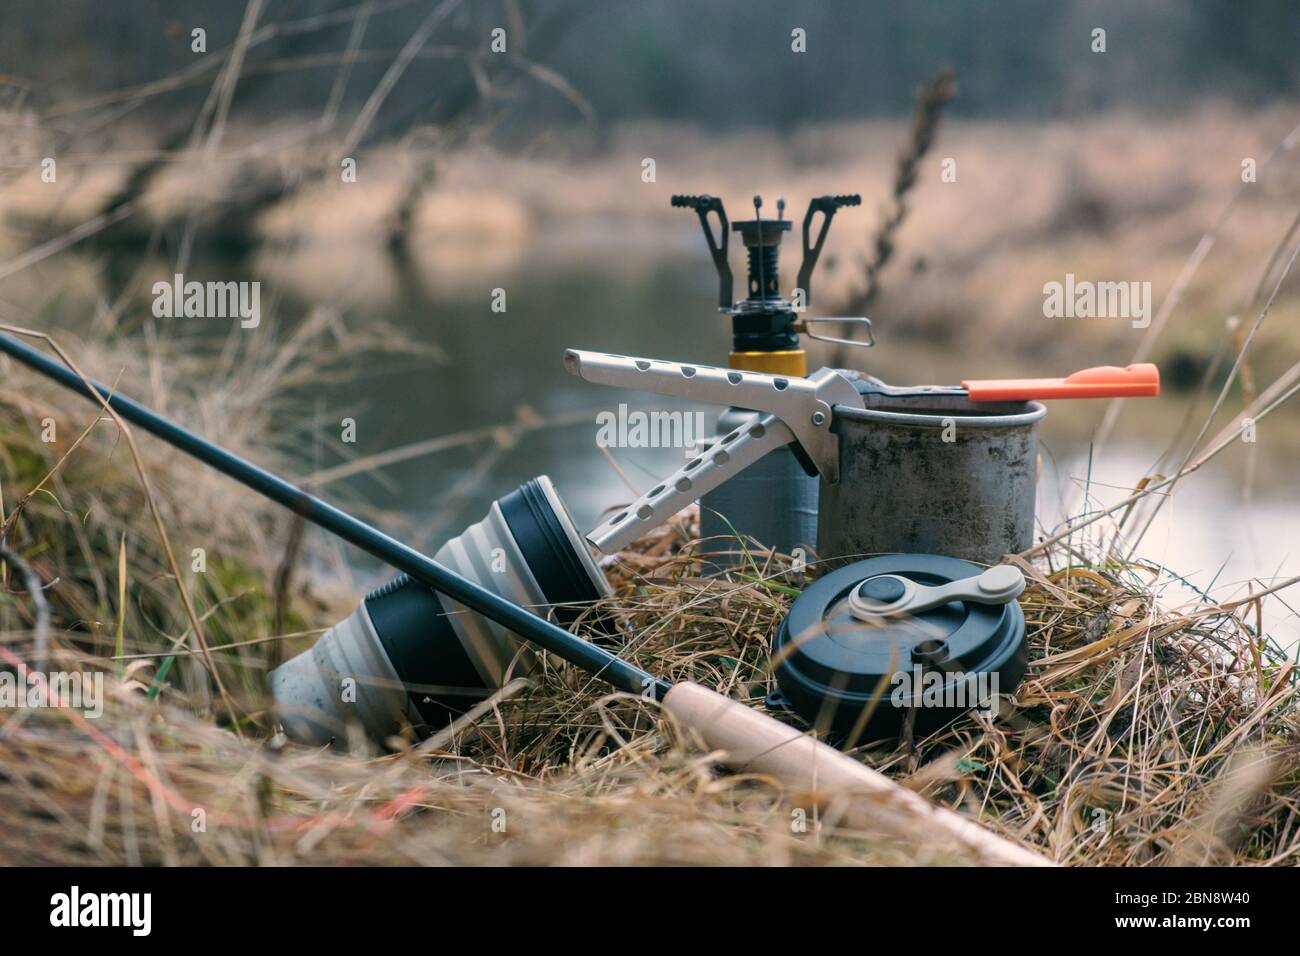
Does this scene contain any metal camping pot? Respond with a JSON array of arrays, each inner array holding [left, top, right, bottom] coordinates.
[[817, 391, 1046, 566]]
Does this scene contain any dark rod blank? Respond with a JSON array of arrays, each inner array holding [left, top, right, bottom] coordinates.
[[0, 332, 670, 700]]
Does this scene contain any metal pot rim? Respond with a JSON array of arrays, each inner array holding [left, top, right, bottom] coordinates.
[[833, 400, 1047, 429]]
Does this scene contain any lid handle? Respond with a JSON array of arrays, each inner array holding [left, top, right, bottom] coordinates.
[[849, 565, 1026, 622]]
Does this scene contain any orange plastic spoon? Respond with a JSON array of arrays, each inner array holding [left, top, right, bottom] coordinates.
[[961, 363, 1160, 402]]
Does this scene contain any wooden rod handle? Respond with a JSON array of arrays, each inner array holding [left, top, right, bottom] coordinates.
[[662, 681, 1053, 866]]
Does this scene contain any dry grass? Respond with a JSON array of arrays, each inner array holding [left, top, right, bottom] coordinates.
[[2, 363, 1297, 867]]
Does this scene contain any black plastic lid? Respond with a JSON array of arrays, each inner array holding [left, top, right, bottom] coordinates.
[[773, 554, 1027, 740]]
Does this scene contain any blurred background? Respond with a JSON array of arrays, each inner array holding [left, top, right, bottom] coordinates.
[[1, 0, 1298, 632]]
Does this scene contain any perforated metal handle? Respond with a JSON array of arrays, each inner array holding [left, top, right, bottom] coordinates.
[[563, 350, 863, 481], [565, 348, 866, 553], [587, 412, 795, 553]]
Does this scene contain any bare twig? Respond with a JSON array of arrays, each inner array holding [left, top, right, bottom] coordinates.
[[338, 0, 463, 159], [833, 69, 955, 365]]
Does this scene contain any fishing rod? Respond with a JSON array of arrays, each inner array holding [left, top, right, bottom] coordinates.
[[0, 331, 667, 701]]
